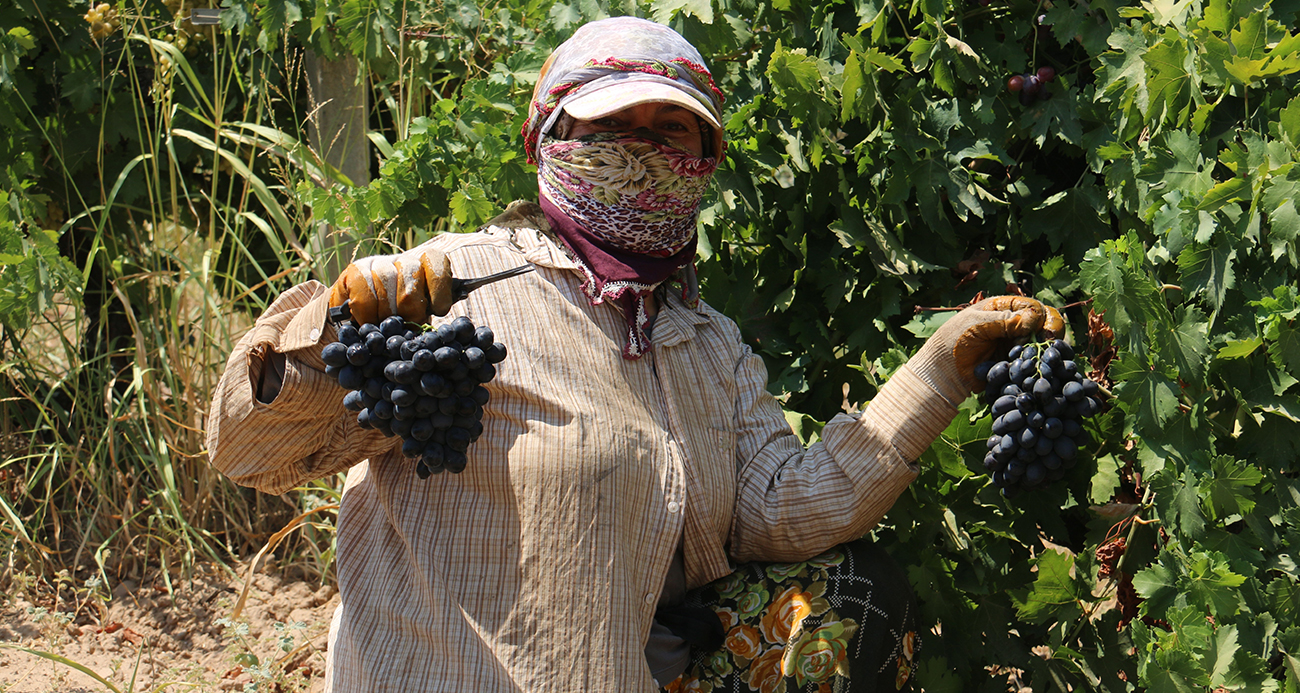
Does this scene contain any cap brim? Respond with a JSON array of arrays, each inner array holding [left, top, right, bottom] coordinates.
[[562, 80, 721, 129]]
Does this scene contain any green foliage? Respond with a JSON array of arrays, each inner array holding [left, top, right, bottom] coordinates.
[[1, 0, 1298, 688]]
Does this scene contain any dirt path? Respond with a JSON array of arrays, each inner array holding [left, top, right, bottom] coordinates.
[[0, 563, 338, 693]]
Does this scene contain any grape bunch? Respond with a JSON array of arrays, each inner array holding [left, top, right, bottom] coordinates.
[[1007, 66, 1056, 105], [975, 338, 1102, 497], [320, 314, 507, 477]]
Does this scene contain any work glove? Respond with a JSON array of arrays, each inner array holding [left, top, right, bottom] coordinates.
[[862, 296, 1064, 462], [910, 296, 1066, 405], [328, 246, 454, 326]]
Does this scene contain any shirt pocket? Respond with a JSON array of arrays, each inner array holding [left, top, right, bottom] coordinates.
[[681, 424, 738, 539]]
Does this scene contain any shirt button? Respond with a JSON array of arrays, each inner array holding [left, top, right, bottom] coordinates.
[[644, 592, 655, 605], [667, 501, 681, 514], [309, 328, 321, 342]]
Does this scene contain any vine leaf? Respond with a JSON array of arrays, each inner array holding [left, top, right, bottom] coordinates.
[[1014, 547, 1082, 624]]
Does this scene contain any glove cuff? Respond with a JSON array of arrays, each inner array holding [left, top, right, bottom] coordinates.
[[902, 336, 973, 408], [861, 362, 960, 462]]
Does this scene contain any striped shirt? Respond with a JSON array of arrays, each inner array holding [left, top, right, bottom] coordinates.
[[206, 220, 953, 692]]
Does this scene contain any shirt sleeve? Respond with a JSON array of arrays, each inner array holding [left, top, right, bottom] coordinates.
[[205, 280, 398, 495], [726, 337, 956, 564]]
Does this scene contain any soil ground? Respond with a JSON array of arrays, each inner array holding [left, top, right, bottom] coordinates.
[[0, 562, 338, 693]]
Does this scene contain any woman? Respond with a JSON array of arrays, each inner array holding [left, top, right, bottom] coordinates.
[[207, 16, 1061, 693]]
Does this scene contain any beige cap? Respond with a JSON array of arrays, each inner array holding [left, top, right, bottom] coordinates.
[[560, 74, 722, 129]]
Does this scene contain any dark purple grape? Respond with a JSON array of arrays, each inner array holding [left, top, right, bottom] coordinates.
[[431, 412, 453, 429], [1016, 393, 1035, 413], [1027, 411, 1046, 429], [437, 397, 458, 416], [337, 324, 361, 346], [401, 339, 419, 360], [1007, 75, 1024, 93], [471, 386, 490, 407], [452, 316, 475, 344], [434, 346, 460, 370], [356, 408, 374, 429], [390, 417, 414, 437], [473, 327, 495, 350], [343, 390, 365, 411], [1036, 66, 1056, 82], [1022, 74, 1041, 95], [359, 323, 380, 337], [1054, 437, 1077, 460], [416, 395, 439, 416], [413, 349, 437, 372], [390, 387, 417, 407], [361, 360, 386, 379], [1019, 427, 1038, 447], [372, 399, 394, 420], [984, 453, 1000, 472], [474, 363, 497, 383], [1034, 435, 1054, 456], [464, 347, 486, 370], [975, 361, 995, 382], [444, 451, 468, 474], [469, 421, 484, 440], [366, 330, 387, 355], [411, 418, 434, 441], [486, 343, 508, 364], [1062, 381, 1084, 402], [325, 364, 342, 378], [446, 427, 471, 452], [420, 372, 449, 398], [1025, 462, 1047, 486], [380, 315, 406, 337], [346, 343, 370, 366], [1002, 384, 1023, 398], [1043, 417, 1063, 439], [1081, 379, 1100, 397], [401, 437, 424, 457], [452, 415, 478, 429], [1033, 377, 1053, 401], [392, 403, 416, 421], [337, 366, 365, 390], [987, 361, 1009, 384], [993, 395, 1018, 416], [321, 342, 349, 367], [1052, 339, 1074, 360], [386, 335, 407, 360]]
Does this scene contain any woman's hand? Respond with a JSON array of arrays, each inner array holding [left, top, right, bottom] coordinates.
[[328, 246, 454, 326], [908, 296, 1066, 405]]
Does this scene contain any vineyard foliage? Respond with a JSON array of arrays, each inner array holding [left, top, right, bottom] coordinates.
[[1, 0, 1299, 689]]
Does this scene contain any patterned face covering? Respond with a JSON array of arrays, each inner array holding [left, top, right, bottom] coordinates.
[[537, 130, 718, 359], [538, 131, 718, 257]]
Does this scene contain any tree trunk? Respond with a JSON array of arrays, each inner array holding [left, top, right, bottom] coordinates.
[[304, 51, 370, 282]]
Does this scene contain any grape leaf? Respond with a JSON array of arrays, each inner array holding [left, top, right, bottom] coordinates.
[[1203, 455, 1262, 521], [1022, 188, 1110, 255], [1080, 237, 1168, 353], [1218, 337, 1263, 358], [1271, 321, 1300, 379], [1186, 551, 1248, 617], [1014, 547, 1082, 624], [651, 0, 715, 23], [1097, 23, 1151, 114], [1153, 304, 1209, 385], [1151, 469, 1208, 540], [1177, 238, 1237, 312], [1133, 550, 1180, 615], [1143, 33, 1192, 126]]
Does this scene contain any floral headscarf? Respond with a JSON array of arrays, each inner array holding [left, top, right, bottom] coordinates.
[[525, 17, 726, 359], [523, 17, 726, 165]]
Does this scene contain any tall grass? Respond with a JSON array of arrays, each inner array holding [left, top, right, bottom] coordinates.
[[0, 5, 352, 587]]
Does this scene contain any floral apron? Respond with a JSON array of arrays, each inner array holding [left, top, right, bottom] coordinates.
[[661, 541, 920, 693]]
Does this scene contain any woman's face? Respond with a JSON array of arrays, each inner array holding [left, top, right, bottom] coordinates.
[[565, 102, 706, 156]]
